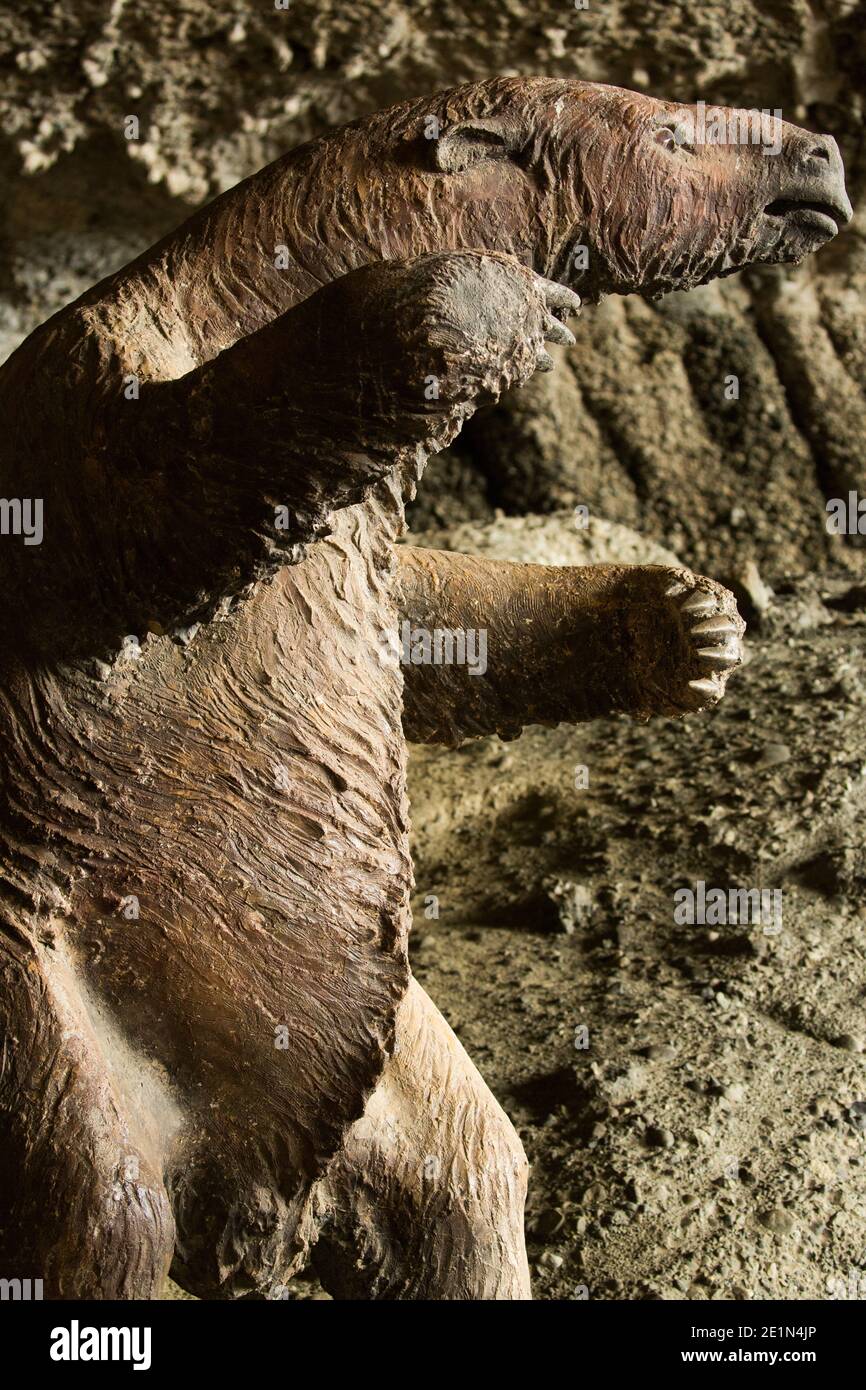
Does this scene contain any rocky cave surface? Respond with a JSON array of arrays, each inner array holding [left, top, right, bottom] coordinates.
[[2, 0, 863, 1300]]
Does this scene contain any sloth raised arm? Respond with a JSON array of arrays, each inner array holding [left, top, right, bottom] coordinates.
[[106, 251, 577, 561], [1, 252, 576, 655], [105, 255, 576, 638]]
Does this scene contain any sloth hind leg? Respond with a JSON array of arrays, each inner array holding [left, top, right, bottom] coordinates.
[[311, 977, 531, 1300]]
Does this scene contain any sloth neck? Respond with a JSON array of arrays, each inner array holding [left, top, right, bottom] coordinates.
[[113, 151, 558, 377]]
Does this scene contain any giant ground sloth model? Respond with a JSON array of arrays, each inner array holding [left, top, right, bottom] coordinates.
[[0, 78, 852, 1300]]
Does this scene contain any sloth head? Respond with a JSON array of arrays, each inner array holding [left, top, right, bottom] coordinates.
[[298, 76, 853, 303]]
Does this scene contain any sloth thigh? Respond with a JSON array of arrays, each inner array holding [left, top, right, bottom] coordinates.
[[0, 947, 175, 1299], [311, 977, 531, 1300]]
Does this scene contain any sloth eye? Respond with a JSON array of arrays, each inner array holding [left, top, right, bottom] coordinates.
[[654, 125, 692, 152]]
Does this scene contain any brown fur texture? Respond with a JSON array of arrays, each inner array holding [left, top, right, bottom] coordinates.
[[0, 78, 851, 1299]]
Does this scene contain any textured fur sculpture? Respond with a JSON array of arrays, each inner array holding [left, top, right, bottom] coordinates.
[[0, 78, 851, 1299]]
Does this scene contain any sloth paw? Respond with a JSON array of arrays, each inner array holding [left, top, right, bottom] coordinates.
[[423, 253, 581, 392], [661, 573, 745, 713], [533, 276, 582, 371]]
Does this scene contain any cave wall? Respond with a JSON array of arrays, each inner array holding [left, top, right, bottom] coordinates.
[[1, 0, 864, 581]]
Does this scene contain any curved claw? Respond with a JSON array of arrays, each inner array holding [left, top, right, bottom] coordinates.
[[696, 645, 740, 667], [688, 677, 721, 700], [691, 616, 739, 640], [681, 591, 717, 615], [541, 279, 582, 318], [543, 314, 576, 347]]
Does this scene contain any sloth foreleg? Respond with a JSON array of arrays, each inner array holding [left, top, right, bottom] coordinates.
[[394, 547, 745, 745]]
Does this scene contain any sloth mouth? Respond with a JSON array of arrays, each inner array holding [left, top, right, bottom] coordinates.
[[763, 198, 846, 239]]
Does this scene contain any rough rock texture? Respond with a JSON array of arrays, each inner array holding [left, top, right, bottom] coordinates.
[[406, 510, 683, 569]]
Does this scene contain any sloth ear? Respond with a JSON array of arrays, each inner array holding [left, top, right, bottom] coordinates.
[[431, 120, 520, 174]]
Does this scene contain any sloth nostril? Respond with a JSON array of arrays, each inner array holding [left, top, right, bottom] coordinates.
[[808, 142, 832, 163]]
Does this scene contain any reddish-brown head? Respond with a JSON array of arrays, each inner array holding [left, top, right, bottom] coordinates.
[[533, 81, 853, 299], [297, 76, 853, 304]]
